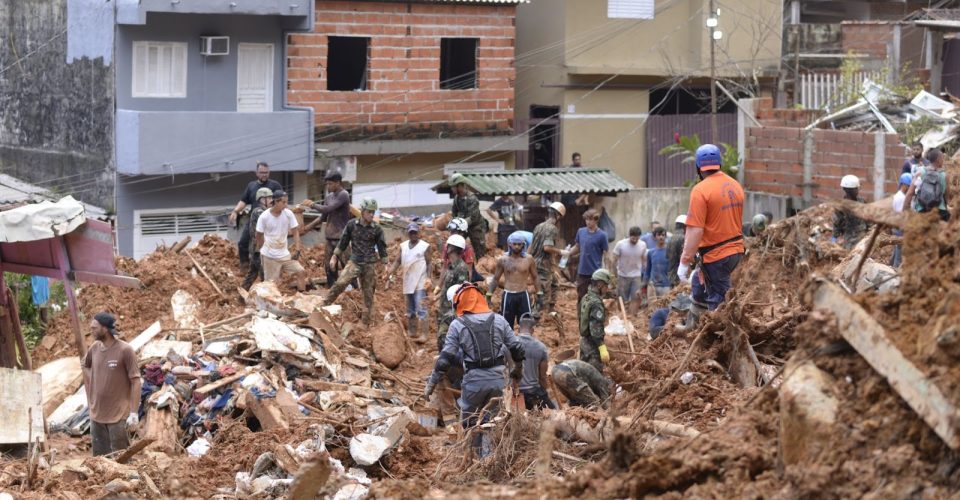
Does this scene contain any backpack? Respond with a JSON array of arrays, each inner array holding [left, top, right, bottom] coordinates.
[[916, 168, 944, 211]]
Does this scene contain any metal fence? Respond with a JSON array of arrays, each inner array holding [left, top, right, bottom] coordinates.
[[645, 114, 738, 187], [799, 71, 881, 110]]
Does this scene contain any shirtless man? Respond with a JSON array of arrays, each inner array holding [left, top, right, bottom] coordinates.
[[486, 232, 541, 328]]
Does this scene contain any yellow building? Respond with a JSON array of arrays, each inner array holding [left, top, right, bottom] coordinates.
[[515, 0, 783, 187]]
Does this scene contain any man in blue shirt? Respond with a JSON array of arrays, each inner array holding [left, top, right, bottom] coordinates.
[[565, 208, 608, 305], [640, 221, 661, 252], [643, 227, 671, 297]]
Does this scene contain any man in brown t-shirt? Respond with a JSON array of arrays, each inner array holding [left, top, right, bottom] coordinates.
[[82, 312, 141, 456]]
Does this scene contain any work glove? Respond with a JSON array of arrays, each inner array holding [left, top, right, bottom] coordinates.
[[510, 362, 524, 381], [126, 412, 139, 428], [423, 381, 436, 399], [598, 344, 610, 364], [677, 263, 690, 283]]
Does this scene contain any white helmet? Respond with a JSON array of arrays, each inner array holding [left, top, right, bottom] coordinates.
[[446, 284, 462, 304], [446, 234, 466, 250], [840, 175, 860, 189], [548, 201, 566, 217], [675, 214, 687, 225], [447, 217, 468, 233]]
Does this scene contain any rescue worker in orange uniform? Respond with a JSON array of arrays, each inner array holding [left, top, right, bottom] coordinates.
[[676, 144, 745, 331]]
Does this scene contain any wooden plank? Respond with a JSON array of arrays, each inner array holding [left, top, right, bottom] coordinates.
[[115, 438, 156, 464], [0, 367, 44, 444], [184, 249, 225, 297], [128, 321, 163, 353], [812, 279, 960, 449], [194, 367, 253, 395]]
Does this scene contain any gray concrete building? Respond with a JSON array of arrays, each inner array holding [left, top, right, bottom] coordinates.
[[1, 0, 315, 258]]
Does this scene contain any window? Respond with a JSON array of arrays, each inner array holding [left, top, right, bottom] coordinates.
[[440, 38, 478, 90], [327, 37, 369, 91], [135, 207, 231, 260], [607, 0, 654, 19], [132, 41, 188, 98]]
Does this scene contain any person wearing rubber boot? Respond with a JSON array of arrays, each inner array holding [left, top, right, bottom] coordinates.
[[449, 173, 488, 259], [436, 235, 471, 350], [387, 223, 433, 343], [677, 144, 745, 332], [424, 282, 525, 458], [530, 202, 565, 318], [242, 187, 274, 290], [487, 232, 541, 328], [579, 268, 612, 372], [325, 197, 388, 326]]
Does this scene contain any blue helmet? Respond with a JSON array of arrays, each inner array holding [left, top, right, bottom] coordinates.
[[899, 172, 912, 186], [695, 144, 722, 170]]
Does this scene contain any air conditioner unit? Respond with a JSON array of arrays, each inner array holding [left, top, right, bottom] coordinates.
[[200, 36, 229, 56]]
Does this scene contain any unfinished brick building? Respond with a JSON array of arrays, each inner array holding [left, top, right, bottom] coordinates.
[[287, 0, 525, 207]]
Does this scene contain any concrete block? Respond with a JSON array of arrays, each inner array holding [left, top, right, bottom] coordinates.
[[779, 361, 839, 466]]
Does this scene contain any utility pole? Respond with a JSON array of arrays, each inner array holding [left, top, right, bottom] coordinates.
[[708, 0, 718, 144]]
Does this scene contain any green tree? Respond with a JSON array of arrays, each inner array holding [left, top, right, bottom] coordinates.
[[657, 133, 740, 183]]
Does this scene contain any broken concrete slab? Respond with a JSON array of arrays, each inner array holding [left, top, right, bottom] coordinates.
[[0, 367, 44, 444], [170, 290, 201, 329], [140, 339, 192, 360], [250, 316, 314, 355], [35, 356, 82, 417], [779, 360, 839, 465], [813, 278, 960, 449]]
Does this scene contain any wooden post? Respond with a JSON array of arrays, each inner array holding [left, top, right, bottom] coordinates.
[[58, 238, 86, 359], [812, 279, 960, 449], [618, 297, 635, 353]]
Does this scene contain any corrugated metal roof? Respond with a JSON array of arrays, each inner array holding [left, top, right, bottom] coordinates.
[[0, 173, 110, 220], [432, 167, 634, 196]]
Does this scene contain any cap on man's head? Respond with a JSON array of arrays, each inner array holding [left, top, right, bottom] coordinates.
[[406, 223, 420, 233], [272, 189, 288, 200], [94, 312, 118, 336], [324, 170, 342, 182]]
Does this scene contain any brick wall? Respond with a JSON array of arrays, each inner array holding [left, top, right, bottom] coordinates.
[[744, 126, 903, 203], [841, 22, 896, 59], [752, 97, 821, 128], [288, 0, 516, 141]]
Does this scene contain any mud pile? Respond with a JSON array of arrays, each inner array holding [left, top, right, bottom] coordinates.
[[11, 190, 960, 498]]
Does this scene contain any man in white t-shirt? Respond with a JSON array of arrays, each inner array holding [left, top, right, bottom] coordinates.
[[387, 223, 433, 342], [610, 226, 647, 316], [255, 190, 307, 292], [890, 172, 911, 268]]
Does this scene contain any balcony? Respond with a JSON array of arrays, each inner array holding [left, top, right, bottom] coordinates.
[[116, 110, 313, 175], [117, 0, 311, 25]]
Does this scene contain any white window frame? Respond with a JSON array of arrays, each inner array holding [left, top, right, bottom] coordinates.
[[132, 41, 188, 98], [607, 0, 654, 19]]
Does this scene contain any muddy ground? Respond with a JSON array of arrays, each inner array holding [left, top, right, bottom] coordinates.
[[6, 183, 960, 498]]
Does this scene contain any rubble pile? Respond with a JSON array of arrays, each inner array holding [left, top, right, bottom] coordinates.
[[5, 176, 960, 498]]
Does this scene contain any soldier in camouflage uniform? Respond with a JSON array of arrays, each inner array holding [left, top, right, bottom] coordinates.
[[579, 268, 612, 372], [325, 198, 388, 325], [550, 359, 612, 408], [242, 187, 274, 290], [449, 173, 487, 259], [529, 201, 566, 317], [436, 235, 471, 350]]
